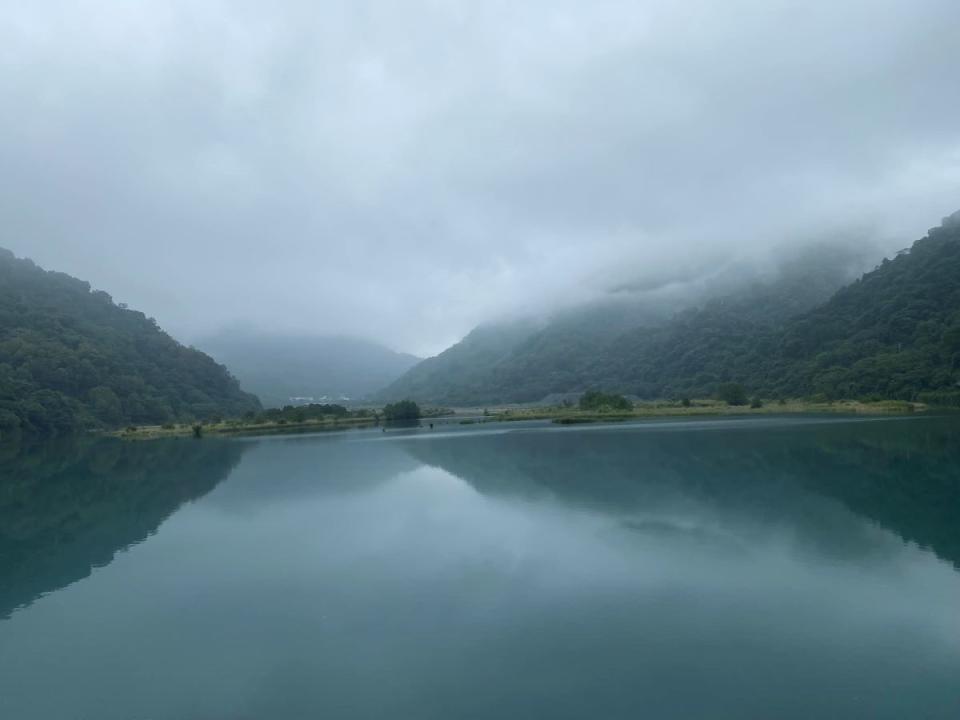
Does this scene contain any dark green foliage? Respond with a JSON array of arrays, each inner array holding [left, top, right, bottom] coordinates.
[[918, 390, 960, 407], [378, 302, 676, 406], [553, 416, 601, 424], [587, 243, 876, 401], [0, 249, 261, 437], [377, 320, 542, 405], [579, 390, 632, 411], [718, 383, 749, 406], [378, 243, 870, 405], [759, 214, 960, 400], [380, 211, 960, 406], [613, 213, 960, 402], [681, 397, 691, 408], [257, 403, 349, 424], [217, 402, 370, 429], [383, 399, 421, 421], [750, 397, 763, 409]]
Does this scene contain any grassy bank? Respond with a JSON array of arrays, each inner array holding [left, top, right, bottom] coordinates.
[[109, 415, 380, 440], [110, 398, 926, 440], [489, 398, 925, 424]]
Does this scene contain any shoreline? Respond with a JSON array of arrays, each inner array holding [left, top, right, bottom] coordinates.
[[107, 399, 928, 440], [494, 398, 925, 423]]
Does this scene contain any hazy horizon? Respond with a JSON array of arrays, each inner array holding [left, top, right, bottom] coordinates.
[[4, 1, 959, 355]]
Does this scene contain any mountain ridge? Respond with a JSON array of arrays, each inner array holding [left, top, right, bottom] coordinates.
[[378, 240, 882, 405], [0, 249, 260, 437], [197, 331, 420, 407]]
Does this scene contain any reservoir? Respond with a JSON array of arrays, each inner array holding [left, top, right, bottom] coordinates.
[[1, 415, 958, 718]]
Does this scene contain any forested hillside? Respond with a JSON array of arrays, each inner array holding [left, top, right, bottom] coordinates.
[[460, 301, 671, 404], [586, 242, 886, 398], [763, 211, 960, 402], [0, 249, 260, 437], [607, 212, 960, 402], [380, 241, 875, 405], [377, 319, 542, 405]]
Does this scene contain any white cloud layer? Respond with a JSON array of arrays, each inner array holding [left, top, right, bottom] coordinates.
[[2, 0, 959, 354]]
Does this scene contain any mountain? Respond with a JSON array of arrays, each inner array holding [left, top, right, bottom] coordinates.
[[375, 319, 542, 406], [613, 210, 960, 402], [197, 332, 420, 407], [459, 301, 671, 404], [587, 242, 882, 398], [762, 210, 960, 402], [0, 249, 260, 437], [379, 241, 875, 405]]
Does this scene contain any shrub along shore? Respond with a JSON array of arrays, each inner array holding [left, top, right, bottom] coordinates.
[[108, 397, 927, 440]]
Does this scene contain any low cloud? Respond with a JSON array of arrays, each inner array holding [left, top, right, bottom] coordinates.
[[3, 0, 959, 354]]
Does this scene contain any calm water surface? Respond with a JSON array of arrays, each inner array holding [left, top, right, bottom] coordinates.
[[1, 415, 959, 719]]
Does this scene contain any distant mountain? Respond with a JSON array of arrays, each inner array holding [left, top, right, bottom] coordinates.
[[460, 302, 672, 404], [375, 319, 543, 406], [0, 249, 260, 437], [379, 241, 875, 405], [197, 332, 420, 407]]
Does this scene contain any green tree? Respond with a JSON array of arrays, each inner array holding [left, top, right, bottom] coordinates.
[[88, 386, 123, 425], [383, 399, 421, 421], [579, 390, 632, 412], [0, 248, 261, 437], [718, 383, 749, 406]]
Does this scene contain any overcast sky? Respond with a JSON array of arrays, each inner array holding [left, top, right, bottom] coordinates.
[[2, 1, 959, 356]]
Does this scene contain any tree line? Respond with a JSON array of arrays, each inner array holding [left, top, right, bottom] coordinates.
[[0, 248, 260, 438]]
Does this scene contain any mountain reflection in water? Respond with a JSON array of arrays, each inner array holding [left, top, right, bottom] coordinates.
[[1, 416, 958, 720]]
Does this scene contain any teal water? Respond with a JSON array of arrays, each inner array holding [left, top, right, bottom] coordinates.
[[1, 415, 959, 719]]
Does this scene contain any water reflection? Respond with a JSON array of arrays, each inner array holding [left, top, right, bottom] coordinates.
[[0, 418, 958, 719], [3, 418, 959, 622], [0, 436, 247, 618], [405, 416, 960, 568]]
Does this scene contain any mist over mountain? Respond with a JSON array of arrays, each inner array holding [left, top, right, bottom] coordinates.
[[4, 1, 959, 353], [374, 320, 542, 406], [198, 332, 420, 407], [580, 210, 960, 403], [759, 211, 960, 402], [5, 5, 960, 718], [2, 1, 959, 415], [379, 239, 881, 405]]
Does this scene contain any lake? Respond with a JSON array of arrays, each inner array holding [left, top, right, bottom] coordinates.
[[1, 415, 959, 719]]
